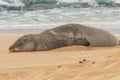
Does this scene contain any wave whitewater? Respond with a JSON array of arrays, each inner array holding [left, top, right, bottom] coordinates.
[[0, 0, 120, 11]]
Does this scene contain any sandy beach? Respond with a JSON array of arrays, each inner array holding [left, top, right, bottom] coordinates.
[[0, 34, 120, 80], [1, 0, 120, 79]]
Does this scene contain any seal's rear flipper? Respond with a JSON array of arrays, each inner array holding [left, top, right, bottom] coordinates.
[[74, 38, 90, 46]]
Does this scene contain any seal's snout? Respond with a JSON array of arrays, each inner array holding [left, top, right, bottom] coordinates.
[[9, 44, 19, 52], [9, 45, 14, 52], [9, 46, 13, 52]]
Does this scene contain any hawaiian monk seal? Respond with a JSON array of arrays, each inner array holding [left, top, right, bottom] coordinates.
[[9, 24, 119, 52]]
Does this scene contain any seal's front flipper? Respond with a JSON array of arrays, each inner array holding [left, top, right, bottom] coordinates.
[[74, 38, 90, 46]]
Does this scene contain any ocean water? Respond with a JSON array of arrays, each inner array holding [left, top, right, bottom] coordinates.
[[0, 0, 120, 29]]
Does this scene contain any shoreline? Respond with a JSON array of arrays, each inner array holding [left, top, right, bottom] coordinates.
[[0, 29, 45, 35], [0, 28, 120, 35]]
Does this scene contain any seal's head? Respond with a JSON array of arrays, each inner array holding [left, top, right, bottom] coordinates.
[[9, 35, 37, 52]]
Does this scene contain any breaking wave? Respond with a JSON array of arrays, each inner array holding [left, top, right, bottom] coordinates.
[[0, 0, 120, 11]]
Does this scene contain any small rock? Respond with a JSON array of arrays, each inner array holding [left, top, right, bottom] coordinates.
[[108, 55, 112, 58], [79, 61, 84, 63], [92, 62, 95, 64], [83, 59, 87, 62], [58, 65, 62, 68]]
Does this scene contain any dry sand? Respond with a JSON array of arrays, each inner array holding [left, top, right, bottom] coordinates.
[[0, 35, 120, 80]]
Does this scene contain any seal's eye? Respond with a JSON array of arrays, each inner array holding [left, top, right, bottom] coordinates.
[[15, 39, 25, 47], [15, 42, 22, 47]]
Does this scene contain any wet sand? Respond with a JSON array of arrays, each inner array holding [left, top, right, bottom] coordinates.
[[0, 28, 120, 35], [0, 35, 120, 80]]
